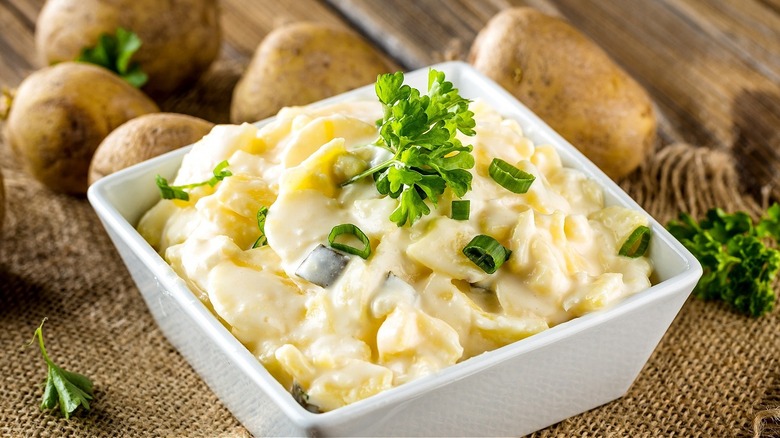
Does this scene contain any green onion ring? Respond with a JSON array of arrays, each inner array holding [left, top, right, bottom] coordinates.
[[329, 224, 372, 259], [462, 234, 512, 274], [451, 200, 470, 220], [619, 225, 651, 258], [488, 158, 535, 194]]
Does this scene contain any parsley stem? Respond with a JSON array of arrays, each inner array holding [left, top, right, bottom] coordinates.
[[33, 319, 53, 365], [156, 160, 231, 201], [340, 157, 400, 187]]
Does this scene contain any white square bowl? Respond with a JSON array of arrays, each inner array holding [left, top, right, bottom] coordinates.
[[88, 61, 702, 437]]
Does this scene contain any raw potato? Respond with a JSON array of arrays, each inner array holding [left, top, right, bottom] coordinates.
[[89, 113, 214, 184], [36, 0, 220, 97], [469, 8, 657, 180], [231, 22, 395, 124], [5, 62, 159, 194]]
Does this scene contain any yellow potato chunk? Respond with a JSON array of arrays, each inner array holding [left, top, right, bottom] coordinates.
[[376, 304, 463, 384]]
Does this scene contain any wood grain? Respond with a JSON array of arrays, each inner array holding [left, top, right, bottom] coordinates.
[[219, 0, 347, 60], [326, 0, 780, 200], [551, 0, 780, 198], [0, 0, 42, 85], [326, 0, 559, 68], [153, 0, 353, 123], [0, 0, 349, 85]]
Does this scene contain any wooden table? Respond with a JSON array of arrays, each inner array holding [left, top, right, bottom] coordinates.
[[1, 0, 779, 436], [2, 0, 778, 194]]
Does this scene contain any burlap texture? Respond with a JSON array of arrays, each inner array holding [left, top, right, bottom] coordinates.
[[0, 61, 778, 437]]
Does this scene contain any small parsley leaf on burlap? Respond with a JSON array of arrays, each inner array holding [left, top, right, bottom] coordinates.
[[29, 319, 94, 418]]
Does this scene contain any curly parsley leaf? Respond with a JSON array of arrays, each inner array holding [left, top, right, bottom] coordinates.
[[756, 203, 780, 241], [342, 69, 476, 227], [77, 27, 148, 87], [156, 160, 232, 201], [29, 319, 94, 419], [667, 204, 780, 317]]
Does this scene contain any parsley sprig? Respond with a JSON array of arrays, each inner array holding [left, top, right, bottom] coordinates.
[[28, 319, 95, 419], [156, 160, 232, 201], [77, 27, 148, 87], [342, 69, 476, 227], [667, 204, 780, 317]]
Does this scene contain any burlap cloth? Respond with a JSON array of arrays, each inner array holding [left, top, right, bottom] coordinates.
[[1, 60, 778, 438]]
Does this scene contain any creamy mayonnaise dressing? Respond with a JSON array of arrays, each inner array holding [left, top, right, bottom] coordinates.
[[138, 99, 653, 412]]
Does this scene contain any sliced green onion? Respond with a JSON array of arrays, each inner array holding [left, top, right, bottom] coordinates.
[[328, 224, 371, 259], [488, 158, 535, 194], [451, 200, 470, 220], [619, 225, 651, 258], [252, 206, 269, 248], [462, 235, 512, 274]]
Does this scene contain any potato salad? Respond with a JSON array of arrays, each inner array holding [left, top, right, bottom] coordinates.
[[138, 74, 652, 412]]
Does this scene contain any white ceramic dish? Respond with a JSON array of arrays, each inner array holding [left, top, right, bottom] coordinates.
[[88, 61, 702, 437]]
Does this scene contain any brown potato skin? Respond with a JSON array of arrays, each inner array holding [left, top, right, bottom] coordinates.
[[231, 23, 395, 124], [469, 8, 656, 180], [35, 0, 220, 97], [89, 113, 214, 184], [6, 62, 159, 194]]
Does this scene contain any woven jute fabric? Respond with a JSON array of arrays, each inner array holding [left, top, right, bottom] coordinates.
[[0, 61, 778, 438]]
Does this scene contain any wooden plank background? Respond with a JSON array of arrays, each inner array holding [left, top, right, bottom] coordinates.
[[2, 0, 777, 201]]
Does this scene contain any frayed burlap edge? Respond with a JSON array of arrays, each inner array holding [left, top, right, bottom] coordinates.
[[622, 142, 779, 438], [620, 142, 765, 223], [754, 408, 780, 438]]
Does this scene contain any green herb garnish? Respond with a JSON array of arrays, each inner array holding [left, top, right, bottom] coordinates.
[[488, 158, 535, 194], [667, 204, 780, 317], [755, 203, 780, 240], [77, 27, 148, 87], [28, 319, 94, 419], [341, 69, 476, 227], [451, 200, 470, 220], [156, 160, 232, 201], [328, 223, 371, 259], [252, 206, 269, 248], [619, 225, 651, 258], [462, 234, 512, 274]]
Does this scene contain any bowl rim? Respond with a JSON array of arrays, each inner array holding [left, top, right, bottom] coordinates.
[[87, 60, 703, 431]]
